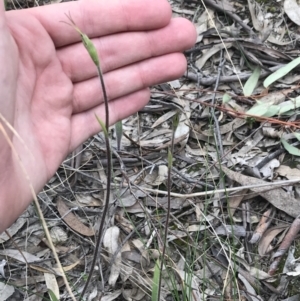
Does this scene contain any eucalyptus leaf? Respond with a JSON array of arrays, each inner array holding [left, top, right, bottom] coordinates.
[[264, 57, 300, 88], [246, 102, 269, 117], [294, 132, 300, 141], [246, 99, 281, 117], [284, 0, 300, 26], [243, 66, 261, 96], [223, 93, 231, 104], [281, 138, 300, 156], [262, 105, 280, 117], [278, 96, 300, 115]]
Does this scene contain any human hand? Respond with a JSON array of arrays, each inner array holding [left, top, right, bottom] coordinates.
[[0, 0, 196, 231]]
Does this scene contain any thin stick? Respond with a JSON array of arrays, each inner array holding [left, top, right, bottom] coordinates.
[[141, 178, 300, 198]]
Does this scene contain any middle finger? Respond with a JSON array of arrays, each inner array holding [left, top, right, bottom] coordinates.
[[57, 18, 196, 82]]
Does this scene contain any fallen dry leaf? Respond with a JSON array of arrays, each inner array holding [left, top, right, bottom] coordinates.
[[276, 165, 300, 180], [221, 166, 300, 217], [0, 282, 14, 301], [44, 272, 59, 300], [228, 188, 248, 216], [249, 208, 274, 244], [284, 0, 300, 25], [57, 198, 95, 237], [258, 225, 288, 256], [103, 226, 121, 286]]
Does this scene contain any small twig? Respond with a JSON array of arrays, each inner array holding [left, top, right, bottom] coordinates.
[[142, 178, 300, 198]]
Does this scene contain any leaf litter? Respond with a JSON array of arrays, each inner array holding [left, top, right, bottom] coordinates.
[[2, 0, 300, 300]]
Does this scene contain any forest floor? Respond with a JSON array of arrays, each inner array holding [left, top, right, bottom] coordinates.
[[1, 0, 300, 300]]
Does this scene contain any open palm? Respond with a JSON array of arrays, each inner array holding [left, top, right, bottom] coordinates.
[[0, 0, 196, 231]]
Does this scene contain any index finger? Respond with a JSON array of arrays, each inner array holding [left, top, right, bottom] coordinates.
[[25, 0, 172, 47]]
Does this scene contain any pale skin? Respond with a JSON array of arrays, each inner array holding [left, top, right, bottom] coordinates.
[[0, 0, 196, 232]]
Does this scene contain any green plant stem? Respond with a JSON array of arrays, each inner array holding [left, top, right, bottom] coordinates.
[[79, 66, 111, 300]]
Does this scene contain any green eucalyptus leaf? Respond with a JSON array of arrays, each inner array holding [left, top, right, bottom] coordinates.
[[262, 105, 280, 117], [278, 97, 300, 115], [222, 93, 231, 104], [264, 57, 300, 88], [294, 132, 300, 141], [246, 101, 279, 117], [243, 66, 261, 96], [281, 138, 300, 156], [246, 102, 269, 117]]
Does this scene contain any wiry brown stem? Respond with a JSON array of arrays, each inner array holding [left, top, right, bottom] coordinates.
[[157, 113, 178, 301], [79, 66, 111, 300]]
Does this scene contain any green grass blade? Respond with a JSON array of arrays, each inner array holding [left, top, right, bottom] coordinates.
[[167, 148, 173, 169], [48, 289, 59, 301], [172, 112, 180, 131], [115, 120, 123, 151], [95, 114, 108, 137], [152, 259, 161, 301]]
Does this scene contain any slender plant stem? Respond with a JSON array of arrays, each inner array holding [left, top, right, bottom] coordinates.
[[79, 66, 111, 300], [157, 114, 178, 300]]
